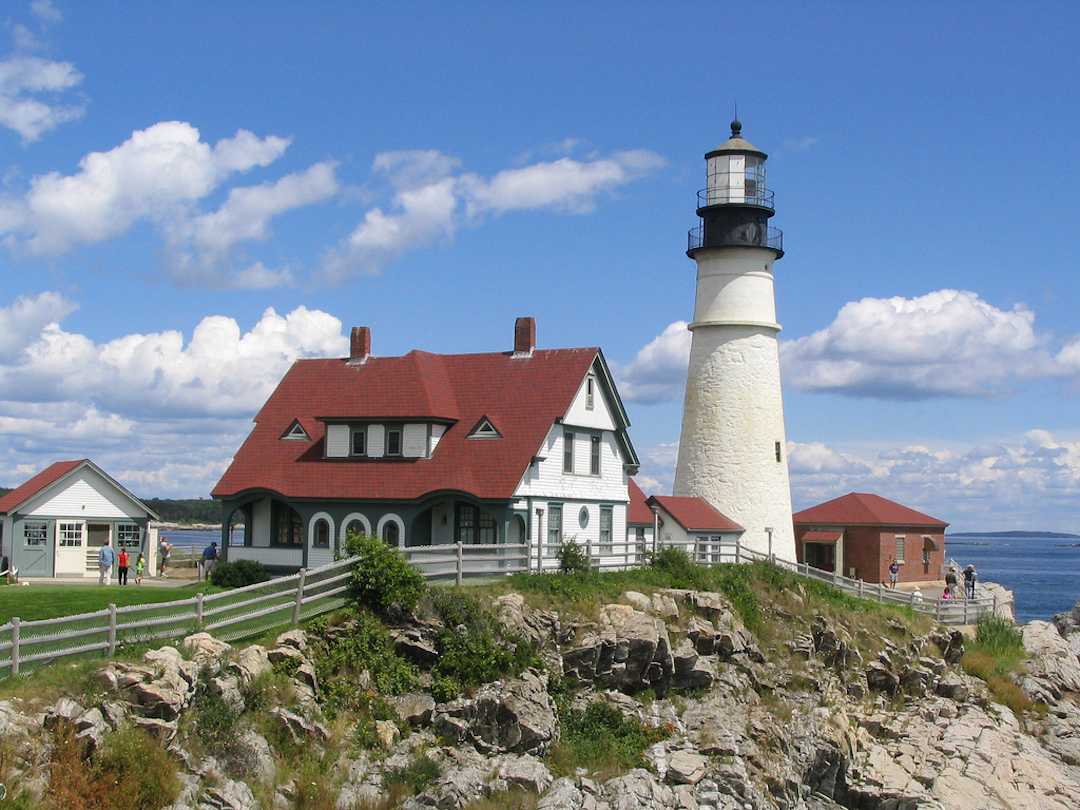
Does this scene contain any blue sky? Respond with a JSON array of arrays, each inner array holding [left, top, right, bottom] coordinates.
[[1, 1, 1078, 531]]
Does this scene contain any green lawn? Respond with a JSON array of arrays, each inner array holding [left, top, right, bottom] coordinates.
[[0, 583, 213, 624]]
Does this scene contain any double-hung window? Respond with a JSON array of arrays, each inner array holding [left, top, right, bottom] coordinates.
[[351, 427, 367, 456], [599, 505, 613, 553], [895, 535, 906, 563], [563, 431, 575, 474], [590, 434, 601, 476], [386, 425, 403, 456], [547, 504, 563, 547], [59, 522, 83, 547], [479, 512, 497, 544], [24, 521, 48, 547], [457, 504, 477, 544]]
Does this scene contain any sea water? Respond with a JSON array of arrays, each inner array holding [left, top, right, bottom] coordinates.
[[945, 535, 1080, 623]]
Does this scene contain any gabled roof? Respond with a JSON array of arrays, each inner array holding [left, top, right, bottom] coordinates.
[[793, 492, 948, 529], [213, 347, 638, 502], [627, 479, 653, 526], [0, 459, 160, 520], [647, 495, 743, 533]]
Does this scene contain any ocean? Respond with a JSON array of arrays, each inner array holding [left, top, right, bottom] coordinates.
[[945, 535, 1080, 623]]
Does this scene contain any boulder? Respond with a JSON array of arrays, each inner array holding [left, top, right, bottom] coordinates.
[[209, 674, 245, 714], [666, 750, 708, 785], [391, 628, 440, 666], [391, 693, 436, 728], [900, 665, 935, 695], [598, 604, 672, 692], [274, 629, 308, 652], [470, 670, 557, 754], [865, 662, 899, 695], [199, 778, 257, 810], [231, 645, 272, 687], [182, 632, 231, 672], [131, 715, 178, 743], [44, 697, 85, 729], [494, 593, 561, 649], [1023, 620, 1080, 699], [232, 729, 276, 785], [686, 616, 717, 655], [269, 707, 329, 746], [650, 593, 680, 620], [622, 591, 652, 612], [496, 754, 553, 793], [935, 673, 970, 702], [375, 719, 400, 749]]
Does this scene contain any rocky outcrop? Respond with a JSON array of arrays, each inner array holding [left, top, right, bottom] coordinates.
[[1022, 620, 1080, 701], [434, 670, 557, 755]]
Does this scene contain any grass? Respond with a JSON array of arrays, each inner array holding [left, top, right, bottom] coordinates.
[[961, 615, 1036, 716], [548, 700, 669, 779], [384, 754, 442, 794], [0, 582, 215, 624]]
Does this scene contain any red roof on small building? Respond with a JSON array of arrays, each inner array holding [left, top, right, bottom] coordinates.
[[0, 459, 85, 514], [801, 530, 841, 543], [793, 492, 948, 529], [213, 347, 635, 502], [627, 479, 653, 525], [647, 495, 743, 533]]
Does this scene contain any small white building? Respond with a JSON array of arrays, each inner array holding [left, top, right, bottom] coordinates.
[[0, 459, 159, 579], [648, 494, 743, 562]]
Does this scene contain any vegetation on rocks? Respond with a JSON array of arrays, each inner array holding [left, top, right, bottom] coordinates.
[[345, 533, 426, 615], [549, 700, 668, 778], [962, 614, 1034, 715]]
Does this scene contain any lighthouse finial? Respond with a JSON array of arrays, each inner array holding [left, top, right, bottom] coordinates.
[[731, 102, 742, 138]]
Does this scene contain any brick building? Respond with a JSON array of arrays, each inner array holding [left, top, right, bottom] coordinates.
[[792, 492, 948, 585]]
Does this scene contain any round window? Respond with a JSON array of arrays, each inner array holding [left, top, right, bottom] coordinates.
[[578, 506, 590, 529]]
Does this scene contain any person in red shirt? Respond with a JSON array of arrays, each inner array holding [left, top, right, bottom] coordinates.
[[117, 548, 129, 586]]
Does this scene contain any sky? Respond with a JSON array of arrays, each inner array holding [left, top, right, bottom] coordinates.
[[0, 1, 1078, 532]]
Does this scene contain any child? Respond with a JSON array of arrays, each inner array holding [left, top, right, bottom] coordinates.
[[941, 588, 952, 602], [117, 547, 129, 586], [135, 553, 145, 585]]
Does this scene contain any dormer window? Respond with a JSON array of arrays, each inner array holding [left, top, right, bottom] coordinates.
[[283, 420, 309, 441], [351, 427, 367, 456], [586, 376, 595, 410], [468, 417, 501, 439], [386, 425, 403, 456]]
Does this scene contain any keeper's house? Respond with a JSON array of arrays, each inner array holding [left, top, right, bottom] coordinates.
[[211, 318, 641, 571], [793, 492, 948, 584], [0, 459, 159, 578]]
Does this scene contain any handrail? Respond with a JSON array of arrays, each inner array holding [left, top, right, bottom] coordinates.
[[697, 185, 774, 210], [688, 224, 783, 253]]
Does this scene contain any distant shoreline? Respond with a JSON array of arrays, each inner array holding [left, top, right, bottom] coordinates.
[[949, 531, 1080, 539]]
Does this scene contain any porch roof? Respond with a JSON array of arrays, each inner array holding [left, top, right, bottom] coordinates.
[[802, 530, 841, 543]]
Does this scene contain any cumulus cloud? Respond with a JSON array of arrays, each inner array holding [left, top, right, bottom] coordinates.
[[0, 55, 84, 141], [321, 147, 664, 282], [30, 0, 63, 24], [781, 289, 1069, 399], [0, 290, 76, 353], [1, 121, 290, 254], [616, 321, 691, 404]]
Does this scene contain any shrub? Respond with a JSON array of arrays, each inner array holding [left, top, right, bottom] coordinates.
[[549, 701, 668, 778], [557, 540, 590, 574], [188, 672, 242, 751], [209, 559, 271, 588], [385, 755, 442, 794], [962, 614, 1033, 714], [345, 533, 426, 614]]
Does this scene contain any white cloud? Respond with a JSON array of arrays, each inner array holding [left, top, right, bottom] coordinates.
[[782, 135, 819, 152], [616, 321, 691, 404], [2, 121, 290, 253], [781, 289, 1069, 399], [0, 55, 84, 141], [321, 147, 664, 282], [30, 0, 63, 24], [0, 290, 76, 353], [634, 441, 679, 495]]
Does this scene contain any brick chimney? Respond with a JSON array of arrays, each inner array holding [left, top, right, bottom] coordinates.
[[349, 326, 371, 364], [513, 317, 536, 357]]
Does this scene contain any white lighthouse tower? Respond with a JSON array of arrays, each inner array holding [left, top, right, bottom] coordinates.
[[673, 120, 796, 560]]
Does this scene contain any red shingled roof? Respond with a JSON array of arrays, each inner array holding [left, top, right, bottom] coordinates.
[[647, 495, 743, 533], [0, 459, 85, 514], [627, 479, 653, 525], [802, 530, 841, 543], [793, 493, 948, 529], [212, 348, 606, 501]]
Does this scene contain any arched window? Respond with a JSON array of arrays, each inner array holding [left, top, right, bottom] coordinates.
[[382, 521, 400, 546], [313, 518, 330, 548], [345, 519, 365, 538]]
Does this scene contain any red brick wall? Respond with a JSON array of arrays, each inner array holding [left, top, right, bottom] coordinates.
[[841, 526, 882, 582], [794, 523, 945, 584]]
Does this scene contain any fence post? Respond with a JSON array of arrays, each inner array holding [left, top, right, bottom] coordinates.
[[877, 583, 883, 603], [585, 538, 592, 571], [936, 598, 942, 623], [992, 592, 998, 616], [858, 579, 864, 599], [909, 591, 916, 610], [292, 569, 306, 626], [107, 603, 117, 657], [734, 536, 741, 564], [456, 543, 463, 586], [196, 592, 204, 628], [10, 617, 19, 676], [963, 598, 968, 625]]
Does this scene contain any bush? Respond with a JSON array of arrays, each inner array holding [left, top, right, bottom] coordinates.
[[209, 559, 271, 588], [188, 672, 242, 751], [650, 546, 697, 578], [557, 540, 590, 574], [385, 755, 442, 794], [345, 532, 426, 614], [549, 701, 669, 778]]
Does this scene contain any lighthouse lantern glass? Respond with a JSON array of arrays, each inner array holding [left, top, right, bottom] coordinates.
[[705, 153, 767, 207]]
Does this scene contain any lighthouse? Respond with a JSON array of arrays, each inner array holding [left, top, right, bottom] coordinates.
[[673, 120, 796, 561]]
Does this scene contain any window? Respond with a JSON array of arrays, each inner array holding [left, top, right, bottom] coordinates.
[[386, 425, 403, 456], [599, 506, 613, 553], [578, 506, 590, 529], [547, 504, 562, 547], [468, 418, 500, 439], [351, 427, 367, 456], [59, 522, 83, 547], [775, 441, 782, 462], [479, 512, 497, 544], [274, 503, 303, 546], [563, 431, 575, 473], [585, 377, 595, 410], [590, 434, 601, 476], [313, 518, 330, 548], [382, 521, 400, 546], [895, 535, 906, 563], [456, 504, 477, 544], [283, 420, 309, 441], [24, 520, 48, 547], [117, 524, 142, 549]]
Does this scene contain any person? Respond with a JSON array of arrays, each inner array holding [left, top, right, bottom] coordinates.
[[135, 552, 145, 585], [201, 542, 219, 581], [98, 539, 116, 585], [941, 587, 952, 602], [159, 538, 171, 578], [945, 566, 959, 598], [117, 547, 129, 586], [964, 565, 977, 600], [888, 559, 900, 589]]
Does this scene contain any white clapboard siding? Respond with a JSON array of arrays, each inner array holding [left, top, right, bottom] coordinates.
[[563, 366, 617, 432], [403, 424, 427, 458], [367, 424, 386, 458], [23, 468, 145, 519], [514, 425, 627, 501], [429, 424, 446, 455], [326, 424, 350, 458]]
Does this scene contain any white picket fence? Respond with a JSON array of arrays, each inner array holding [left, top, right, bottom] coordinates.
[[0, 537, 1006, 679]]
